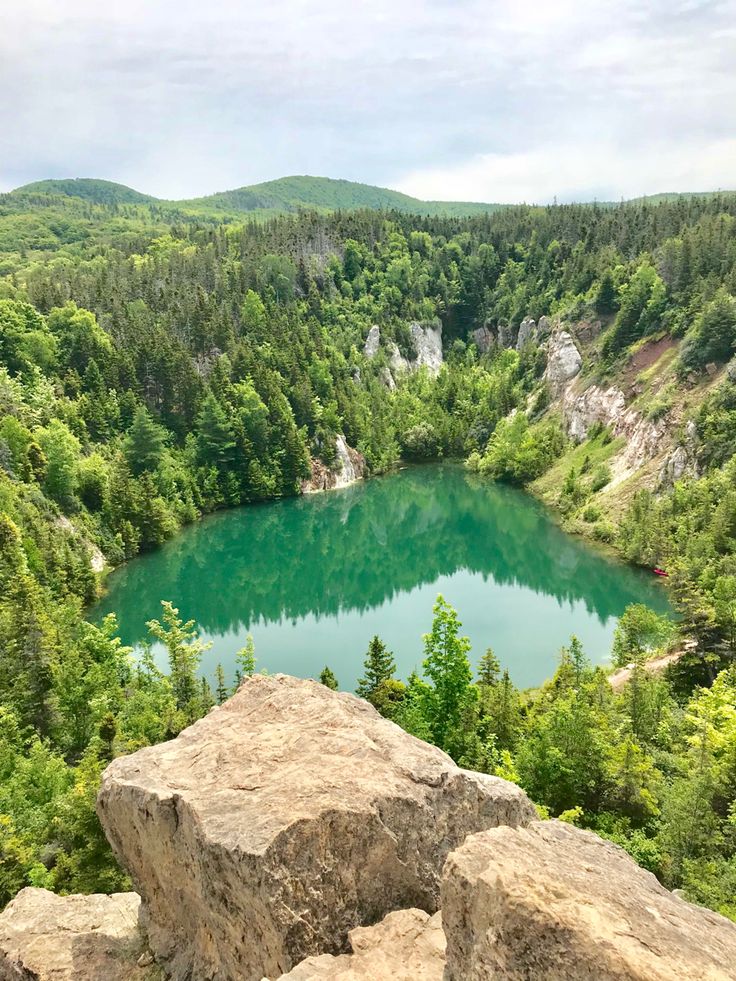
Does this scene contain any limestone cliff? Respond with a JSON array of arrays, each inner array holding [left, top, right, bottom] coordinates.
[[363, 320, 444, 385]]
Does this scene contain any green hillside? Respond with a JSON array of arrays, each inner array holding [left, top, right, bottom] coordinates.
[[182, 175, 505, 216], [10, 174, 504, 217], [13, 177, 155, 206]]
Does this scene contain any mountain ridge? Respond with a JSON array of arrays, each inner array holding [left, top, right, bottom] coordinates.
[[12, 174, 736, 218]]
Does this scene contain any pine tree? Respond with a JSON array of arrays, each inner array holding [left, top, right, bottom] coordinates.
[[477, 648, 501, 688], [319, 666, 339, 690], [356, 636, 396, 703], [196, 393, 236, 468], [124, 406, 166, 476], [215, 663, 228, 704]]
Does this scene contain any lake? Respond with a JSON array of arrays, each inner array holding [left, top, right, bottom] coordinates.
[[93, 464, 672, 691]]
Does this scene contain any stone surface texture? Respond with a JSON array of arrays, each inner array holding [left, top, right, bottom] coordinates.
[[0, 888, 159, 981], [97, 674, 535, 981], [442, 820, 736, 981], [271, 909, 445, 980]]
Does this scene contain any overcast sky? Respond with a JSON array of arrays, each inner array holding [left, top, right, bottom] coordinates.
[[2, 0, 735, 202]]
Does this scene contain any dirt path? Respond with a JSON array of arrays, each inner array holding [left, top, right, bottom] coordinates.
[[608, 650, 684, 693]]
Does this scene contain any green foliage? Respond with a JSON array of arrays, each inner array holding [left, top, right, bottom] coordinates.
[[612, 604, 675, 667], [473, 413, 565, 484], [319, 666, 339, 690], [356, 636, 398, 711]]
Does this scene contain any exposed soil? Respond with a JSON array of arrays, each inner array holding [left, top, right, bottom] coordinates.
[[621, 335, 677, 391]]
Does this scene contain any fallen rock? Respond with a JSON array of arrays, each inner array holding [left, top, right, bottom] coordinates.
[[98, 674, 535, 981], [363, 325, 380, 359], [272, 908, 445, 980], [543, 330, 582, 392], [0, 888, 158, 981], [442, 820, 736, 980]]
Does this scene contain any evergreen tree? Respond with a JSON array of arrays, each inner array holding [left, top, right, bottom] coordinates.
[[356, 636, 396, 703], [196, 393, 236, 468], [124, 406, 166, 476], [319, 666, 339, 690]]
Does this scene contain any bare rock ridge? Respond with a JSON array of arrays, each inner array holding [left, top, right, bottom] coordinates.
[[96, 674, 535, 981], [274, 908, 445, 980], [0, 888, 159, 981], [441, 821, 736, 980]]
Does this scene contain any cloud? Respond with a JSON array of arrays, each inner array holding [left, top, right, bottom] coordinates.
[[396, 139, 736, 204], [0, 0, 734, 200]]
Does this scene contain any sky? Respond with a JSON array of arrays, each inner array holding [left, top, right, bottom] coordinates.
[[2, 0, 735, 203]]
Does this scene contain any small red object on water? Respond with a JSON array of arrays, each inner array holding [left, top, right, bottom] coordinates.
[[653, 567, 669, 577]]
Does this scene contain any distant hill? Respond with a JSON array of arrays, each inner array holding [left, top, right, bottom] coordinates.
[[10, 175, 505, 218], [180, 175, 505, 217], [13, 178, 155, 206]]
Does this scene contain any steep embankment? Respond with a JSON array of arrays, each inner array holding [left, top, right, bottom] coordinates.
[[475, 313, 729, 540]]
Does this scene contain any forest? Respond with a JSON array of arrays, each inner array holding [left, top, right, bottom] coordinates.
[[1, 185, 736, 918]]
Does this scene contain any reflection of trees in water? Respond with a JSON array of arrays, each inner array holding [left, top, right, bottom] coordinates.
[[95, 465, 671, 645]]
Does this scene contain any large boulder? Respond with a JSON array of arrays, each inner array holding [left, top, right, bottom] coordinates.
[[441, 821, 736, 980], [0, 888, 158, 981], [273, 908, 445, 980], [97, 675, 535, 981]]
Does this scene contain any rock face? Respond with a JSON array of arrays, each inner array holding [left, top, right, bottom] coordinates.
[[363, 324, 380, 359], [442, 821, 736, 980], [472, 325, 494, 353], [97, 674, 535, 981], [562, 383, 672, 480], [0, 888, 158, 981], [409, 320, 443, 375], [302, 435, 365, 493], [543, 330, 582, 392], [387, 321, 444, 378], [273, 909, 445, 980], [516, 316, 537, 350]]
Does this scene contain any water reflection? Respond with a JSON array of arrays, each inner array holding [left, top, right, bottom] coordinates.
[[93, 465, 671, 688]]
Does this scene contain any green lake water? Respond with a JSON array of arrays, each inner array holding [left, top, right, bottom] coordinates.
[[93, 464, 672, 691]]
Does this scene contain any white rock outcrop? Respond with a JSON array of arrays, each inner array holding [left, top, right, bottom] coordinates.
[[409, 320, 443, 375], [543, 330, 582, 392], [442, 821, 736, 980], [472, 325, 494, 353], [363, 325, 380, 359], [516, 316, 537, 350], [273, 908, 445, 980], [97, 674, 535, 981], [0, 888, 158, 981], [302, 435, 366, 493]]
